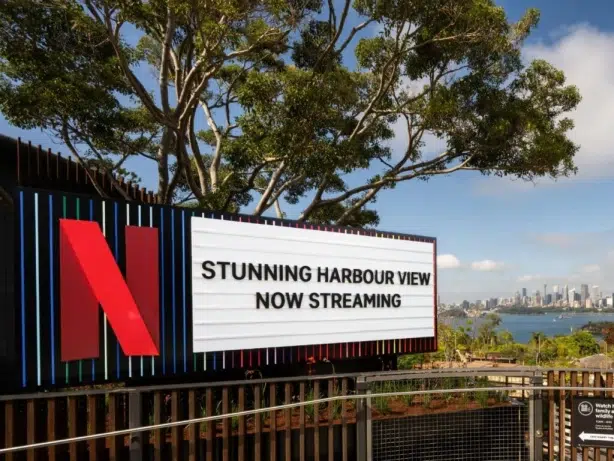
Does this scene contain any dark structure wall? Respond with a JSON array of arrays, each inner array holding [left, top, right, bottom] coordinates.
[[0, 134, 158, 203], [0, 208, 15, 391]]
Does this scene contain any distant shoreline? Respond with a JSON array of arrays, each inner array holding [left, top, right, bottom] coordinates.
[[497, 307, 614, 316]]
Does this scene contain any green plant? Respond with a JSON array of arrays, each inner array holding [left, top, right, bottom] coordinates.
[[476, 390, 489, 408], [304, 386, 324, 422], [230, 402, 240, 431], [373, 395, 391, 415], [399, 381, 415, 407], [422, 392, 432, 409]]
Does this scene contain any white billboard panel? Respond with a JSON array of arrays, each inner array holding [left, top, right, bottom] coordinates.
[[191, 217, 435, 353]]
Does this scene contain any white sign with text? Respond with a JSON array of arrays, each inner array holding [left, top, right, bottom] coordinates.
[[191, 217, 436, 352]]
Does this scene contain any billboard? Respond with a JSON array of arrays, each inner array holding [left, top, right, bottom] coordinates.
[[7, 187, 437, 391], [191, 217, 435, 353]]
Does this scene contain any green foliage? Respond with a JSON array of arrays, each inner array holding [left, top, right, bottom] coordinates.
[[398, 353, 425, 369], [0, 0, 581, 219], [421, 321, 601, 368], [304, 385, 325, 422]]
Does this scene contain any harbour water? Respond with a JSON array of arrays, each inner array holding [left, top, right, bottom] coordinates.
[[443, 312, 614, 343]]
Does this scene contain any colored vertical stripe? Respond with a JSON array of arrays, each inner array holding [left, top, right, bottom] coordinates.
[[34, 193, 41, 386], [114, 202, 120, 379], [48, 195, 56, 385], [160, 208, 166, 374], [62, 196, 68, 385], [150, 206, 155, 376], [90, 199, 95, 379], [171, 208, 176, 374], [127, 203, 132, 379], [182, 210, 187, 373], [19, 191, 26, 387], [139, 205, 144, 378], [102, 202, 108, 381]]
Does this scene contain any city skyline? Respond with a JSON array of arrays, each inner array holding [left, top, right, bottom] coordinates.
[[444, 279, 613, 308]]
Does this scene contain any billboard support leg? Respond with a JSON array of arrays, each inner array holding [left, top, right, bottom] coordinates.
[[531, 372, 544, 461], [356, 378, 369, 461]]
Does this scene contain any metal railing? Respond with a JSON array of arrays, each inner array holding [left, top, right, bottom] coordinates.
[[1, 368, 613, 460]]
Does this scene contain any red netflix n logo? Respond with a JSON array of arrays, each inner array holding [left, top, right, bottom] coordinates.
[[59, 219, 160, 361]]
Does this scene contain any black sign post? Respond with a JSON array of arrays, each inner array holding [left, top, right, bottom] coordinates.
[[572, 397, 614, 448]]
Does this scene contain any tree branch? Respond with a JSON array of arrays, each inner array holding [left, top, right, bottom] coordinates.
[[297, 176, 330, 222], [312, 0, 351, 72], [201, 100, 224, 191], [60, 124, 116, 200], [337, 19, 374, 54], [188, 106, 209, 194], [221, 159, 278, 211], [159, 6, 176, 115], [274, 200, 284, 219], [88, 3, 172, 128], [253, 161, 287, 215]]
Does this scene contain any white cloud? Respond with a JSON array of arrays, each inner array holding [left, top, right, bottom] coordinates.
[[580, 264, 601, 274], [473, 24, 614, 195], [471, 260, 504, 272], [517, 274, 543, 282], [530, 232, 576, 248], [437, 254, 461, 269]]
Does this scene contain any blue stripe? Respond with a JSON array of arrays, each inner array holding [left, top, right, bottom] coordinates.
[[213, 353, 217, 371], [19, 191, 26, 387], [171, 209, 176, 373], [34, 194, 41, 386], [49, 195, 55, 385], [161, 208, 166, 374], [182, 210, 187, 372], [114, 203, 120, 379], [90, 200, 95, 379]]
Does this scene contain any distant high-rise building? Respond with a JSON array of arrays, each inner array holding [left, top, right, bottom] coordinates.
[[569, 288, 576, 306], [592, 286, 599, 301], [581, 284, 589, 305], [564, 285, 569, 303], [522, 288, 527, 298], [553, 285, 559, 295]]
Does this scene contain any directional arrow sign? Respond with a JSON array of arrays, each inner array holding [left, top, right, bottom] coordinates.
[[573, 398, 614, 449], [579, 432, 614, 443]]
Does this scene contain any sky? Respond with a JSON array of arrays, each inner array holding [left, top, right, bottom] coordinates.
[[1, 0, 614, 303]]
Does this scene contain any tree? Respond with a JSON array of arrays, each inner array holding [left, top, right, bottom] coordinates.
[[438, 323, 470, 362], [0, 0, 581, 224], [497, 330, 514, 346], [603, 327, 614, 348], [477, 313, 501, 349]]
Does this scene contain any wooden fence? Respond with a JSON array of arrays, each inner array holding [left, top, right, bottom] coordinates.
[[0, 374, 357, 461], [1, 368, 614, 461], [543, 369, 614, 461]]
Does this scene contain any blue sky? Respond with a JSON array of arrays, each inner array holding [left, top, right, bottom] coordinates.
[[2, 0, 613, 302]]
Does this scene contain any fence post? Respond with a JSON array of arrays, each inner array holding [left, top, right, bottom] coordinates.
[[129, 392, 143, 461], [531, 372, 544, 461], [356, 378, 370, 461]]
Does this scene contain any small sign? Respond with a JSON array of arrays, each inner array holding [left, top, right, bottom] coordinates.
[[572, 397, 614, 448]]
